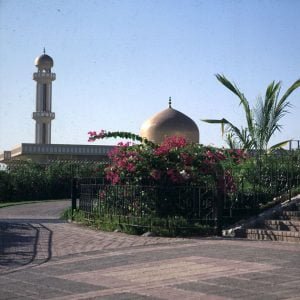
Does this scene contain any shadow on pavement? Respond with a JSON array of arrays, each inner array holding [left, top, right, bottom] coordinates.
[[0, 220, 59, 271]]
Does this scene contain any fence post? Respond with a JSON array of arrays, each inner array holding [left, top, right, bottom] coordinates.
[[216, 173, 225, 237], [71, 178, 78, 219], [216, 191, 224, 236]]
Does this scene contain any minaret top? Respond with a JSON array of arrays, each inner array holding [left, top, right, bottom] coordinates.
[[34, 50, 54, 71]]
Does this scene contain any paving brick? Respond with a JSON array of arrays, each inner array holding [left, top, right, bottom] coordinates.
[[33, 276, 106, 293], [0, 289, 32, 300], [176, 281, 223, 293], [89, 292, 160, 299], [236, 272, 297, 284], [1, 201, 300, 300], [269, 286, 300, 299], [203, 276, 291, 293]]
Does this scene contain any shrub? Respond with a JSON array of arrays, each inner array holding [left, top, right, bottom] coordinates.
[[87, 132, 247, 229], [89, 132, 245, 193], [0, 161, 97, 202]]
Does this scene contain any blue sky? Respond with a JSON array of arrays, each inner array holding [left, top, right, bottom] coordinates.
[[0, 0, 299, 152]]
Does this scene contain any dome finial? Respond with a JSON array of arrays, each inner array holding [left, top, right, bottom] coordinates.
[[168, 96, 172, 108], [43, 47, 46, 54]]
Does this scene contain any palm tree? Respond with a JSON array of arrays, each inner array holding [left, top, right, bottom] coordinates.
[[203, 74, 300, 151]]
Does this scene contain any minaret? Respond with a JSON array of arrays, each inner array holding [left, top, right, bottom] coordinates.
[[32, 49, 56, 144]]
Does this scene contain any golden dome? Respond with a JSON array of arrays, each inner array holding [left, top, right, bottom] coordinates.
[[140, 98, 199, 144], [35, 49, 54, 70]]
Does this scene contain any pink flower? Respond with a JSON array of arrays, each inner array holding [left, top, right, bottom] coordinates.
[[117, 141, 131, 147], [180, 153, 193, 165], [97, 130, 106, 137], [155, 136, 188, 155], [215, 151, 226, 161], [126, 163, 136, 172], [88, 131, 97, 136], [99, 191, 106, 200], [106, 172, 120, 184], [167, 169, 182, 183], [87, 130, 106, 142]]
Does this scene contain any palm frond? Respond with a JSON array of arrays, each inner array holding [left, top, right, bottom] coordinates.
[[216, 74, 255, 137], [254, 82, 281, 149], [277, 79, 300, 108], [205, 75, 300, 151], [265, 79, 300, 146], [202, 118, 228, 136], [225, 132, 248, 149], [268, 140, 291, 152]]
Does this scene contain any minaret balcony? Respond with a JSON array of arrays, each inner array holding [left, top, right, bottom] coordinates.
[[33, 72, 56, 82], [33, 111, 55, 121]]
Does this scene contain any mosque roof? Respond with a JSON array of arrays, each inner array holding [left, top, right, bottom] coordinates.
[[140, 98, 199, 144]]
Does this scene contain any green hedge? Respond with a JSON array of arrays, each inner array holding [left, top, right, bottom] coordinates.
[[0, 161, 97, 202]]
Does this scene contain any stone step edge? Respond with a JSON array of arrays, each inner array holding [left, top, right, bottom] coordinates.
[[265, 220, 300, 226], [263, 224, 300, 231], [246, 234, 300, 243], [283, 211, 300, 215], [222, 194, 300, 238], [246, 229, 300, 237], [280, 216, 300, 221]]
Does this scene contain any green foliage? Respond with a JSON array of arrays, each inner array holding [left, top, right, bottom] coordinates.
[[72, 211, 216, 237], [225, 150, 300, 215], [86, 133, 251, 232], [0, 161, 97, 202], [88, 130, 156, 147], [91, 135, 244, 193], [203, 74, 300, 151], [60, 207, 73, 220], [73, 148, 300, 235], [0, 171, 13, 201]]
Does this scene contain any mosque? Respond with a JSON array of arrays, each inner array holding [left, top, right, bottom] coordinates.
[[0, 51, 199, 164], [141, 97, 199, 144]]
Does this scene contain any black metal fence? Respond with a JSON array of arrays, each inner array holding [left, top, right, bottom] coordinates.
[[222, 150, 300, 224], [72, 178, 222, 235], [72, 150, 300, 235]]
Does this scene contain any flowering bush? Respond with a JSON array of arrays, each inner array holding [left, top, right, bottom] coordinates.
[[88, 130, 246, 193]]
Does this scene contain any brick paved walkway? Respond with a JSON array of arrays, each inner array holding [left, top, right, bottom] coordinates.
[[0, 201, 300, 299]]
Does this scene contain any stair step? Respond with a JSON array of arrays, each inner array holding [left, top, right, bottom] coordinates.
[[264, 220, 300, 231], [246, 229, 300, 243], [282, 211, 300, 220], [283, 211, 300, 216]]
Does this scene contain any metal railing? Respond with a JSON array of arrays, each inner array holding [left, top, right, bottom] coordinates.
[[223, 151, 300, 224], [72, 150, 300, 234], [72, 179, 222, 235], [289, 140, 300, 150]]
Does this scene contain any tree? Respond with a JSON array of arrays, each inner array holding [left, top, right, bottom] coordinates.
[[203, 74, 300, 151]]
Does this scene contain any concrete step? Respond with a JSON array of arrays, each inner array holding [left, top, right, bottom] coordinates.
[[246, 229, 300, 243], [282, 211, 300, 221], [264, 220, 300, 231]]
